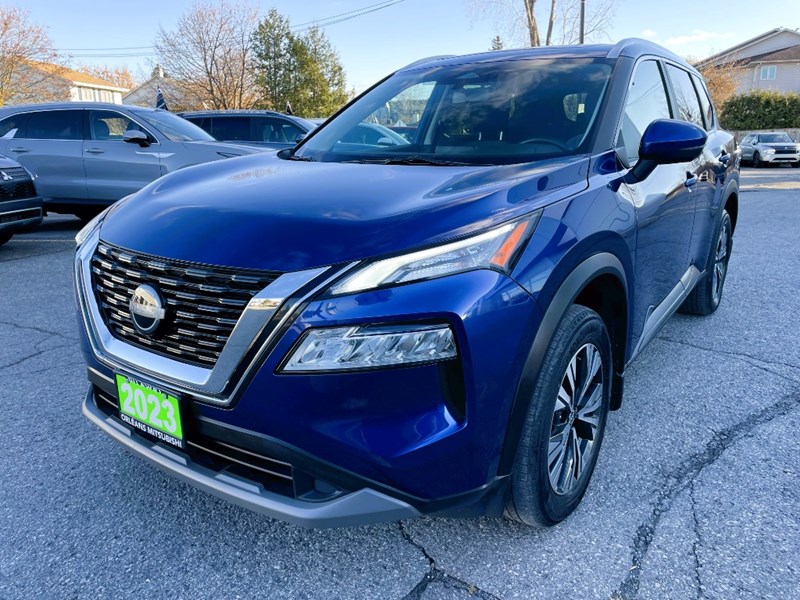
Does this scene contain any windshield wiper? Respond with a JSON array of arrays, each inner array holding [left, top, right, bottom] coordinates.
[[380, 156, 472, 166]]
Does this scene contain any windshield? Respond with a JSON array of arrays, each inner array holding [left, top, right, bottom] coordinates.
[[293, 58, 613, 165], [134, 109, 215, 142], [759, 133, 795, 143]]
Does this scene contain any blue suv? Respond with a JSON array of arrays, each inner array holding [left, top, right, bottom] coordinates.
[[75, 39, 739, 528]]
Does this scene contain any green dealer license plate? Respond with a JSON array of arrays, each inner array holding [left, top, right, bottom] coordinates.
[[116, 374, 184, 449]]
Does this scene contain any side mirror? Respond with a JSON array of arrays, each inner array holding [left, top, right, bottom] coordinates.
[[294, 133, 307, 143], [377, 137, 396, 146], [123, 130, 151, 147], [624, 119, 707, 184]]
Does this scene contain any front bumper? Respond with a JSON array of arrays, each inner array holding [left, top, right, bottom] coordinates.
[[760, 152, 800, 164], [83, 386, 420, 527], [0, 197, 43, 234]]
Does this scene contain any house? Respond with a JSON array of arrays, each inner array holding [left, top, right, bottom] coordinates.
[[123, 66, 192, 111], [698, 28, 800, 95], [25, 62, 129, 104]]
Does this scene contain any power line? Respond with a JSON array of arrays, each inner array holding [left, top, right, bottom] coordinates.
[[53, 0, 408, 56], [291, 0, 405, 29]]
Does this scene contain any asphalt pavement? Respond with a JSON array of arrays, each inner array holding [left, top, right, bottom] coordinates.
[[1, 167, 798, 599]]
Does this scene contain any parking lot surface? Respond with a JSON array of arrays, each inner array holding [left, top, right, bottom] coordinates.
[[1, 167, 798, 599]]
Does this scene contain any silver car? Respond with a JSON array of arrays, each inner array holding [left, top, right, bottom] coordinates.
[[739, 132, 800, 168], [0, 103, 263, 219]]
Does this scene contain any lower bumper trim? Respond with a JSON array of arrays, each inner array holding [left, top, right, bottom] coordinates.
[[82, 389, 420, 528]]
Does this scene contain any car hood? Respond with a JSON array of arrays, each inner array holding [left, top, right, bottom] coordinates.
[[757, 142, 799, 149], [182, 140, 266, 155], [0, 154, 22, 169], [100, 153, 589, 272]]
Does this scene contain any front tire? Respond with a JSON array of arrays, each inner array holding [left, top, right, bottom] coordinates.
[[753, 152, 762, 168], [506, 305, 611, 527], [680, 210, 733, 316], [0, 232, 12, 246]]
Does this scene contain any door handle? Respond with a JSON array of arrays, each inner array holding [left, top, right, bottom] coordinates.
[[685, 172, 698, 187], [10, 147, 29, 153], [85, 147, 104, 154]]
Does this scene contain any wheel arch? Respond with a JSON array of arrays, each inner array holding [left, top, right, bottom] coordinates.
[[498, 252, 629, 475]]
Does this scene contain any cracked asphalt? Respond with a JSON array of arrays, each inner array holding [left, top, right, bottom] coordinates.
[[1, 167, 798, 599]]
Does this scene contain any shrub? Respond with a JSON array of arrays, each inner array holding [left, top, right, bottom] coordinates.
[[720, 90, 800, 130]]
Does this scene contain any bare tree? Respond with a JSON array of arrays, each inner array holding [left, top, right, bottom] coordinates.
[[697, 60, 743, 110], [469, 0, 616, 47], [0, 5, 69, 105], [154, 0, 261, 110], [77, 65, 138, 90]]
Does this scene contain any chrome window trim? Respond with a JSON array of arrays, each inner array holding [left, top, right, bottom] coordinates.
[[75, 231, 347, 406]]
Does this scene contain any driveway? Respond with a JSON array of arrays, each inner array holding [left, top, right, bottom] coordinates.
[[1, 167, 798, 599]]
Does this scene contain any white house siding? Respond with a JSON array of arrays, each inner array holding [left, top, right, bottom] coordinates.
[[708, 30, 800, 65], [736, 62, 800, 94], [69, 85, 123, 104]]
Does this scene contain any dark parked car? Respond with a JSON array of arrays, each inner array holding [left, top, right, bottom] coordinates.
[[0, 103, 262, 220], [179, 110, 316, 149], [76, 39, 739, 528], [0, 155, 42, 246]]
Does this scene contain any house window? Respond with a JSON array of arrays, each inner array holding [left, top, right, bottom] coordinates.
[[760, 65, 777, 80]]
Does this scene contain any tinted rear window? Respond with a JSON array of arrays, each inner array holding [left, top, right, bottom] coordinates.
[[24, 110, 83, 140]]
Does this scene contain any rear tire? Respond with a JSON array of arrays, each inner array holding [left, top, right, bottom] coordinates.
[[506, 305, 611, 527], [0, 232, 12, 246], [680, 210, 733, 316]]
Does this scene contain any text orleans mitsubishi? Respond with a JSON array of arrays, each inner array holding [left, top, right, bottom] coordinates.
[[75, 40, 739, 528]]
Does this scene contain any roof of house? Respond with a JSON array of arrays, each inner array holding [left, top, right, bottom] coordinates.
[[28, 61, 128, 91], [697, 27, 800, 67], [740, 45, 800, 64]]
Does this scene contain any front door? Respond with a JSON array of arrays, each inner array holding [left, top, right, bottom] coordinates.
[[84, 110, 162, 202], [615, 59, 697, 341]]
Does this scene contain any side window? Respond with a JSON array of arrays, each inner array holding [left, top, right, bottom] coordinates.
[[691, 75, 714, 130], [211, 117, 251, 141], [617, 60, 671, 166], [88, 110, 137, 141], [0, 113, 28, 138], [186, 117, 210, 135], [24, 110, 83, 140], [665, 65, 704, 128]]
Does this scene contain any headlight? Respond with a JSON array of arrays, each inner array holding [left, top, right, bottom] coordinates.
[[329, 213, 540, 296], [763, 148, 775, 155], [75, 210, 108, 246], [281, 324, 457, 372]]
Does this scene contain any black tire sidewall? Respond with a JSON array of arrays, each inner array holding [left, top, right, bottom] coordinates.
[[510, 305, 612, 525], [707, 210, 733, 311]]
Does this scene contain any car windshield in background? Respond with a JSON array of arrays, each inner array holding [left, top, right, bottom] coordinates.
[[134, 110, 215, 142], [294, 58, 613, 166], [759, 133, 794, 143]]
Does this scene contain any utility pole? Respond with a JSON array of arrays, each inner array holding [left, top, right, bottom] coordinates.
[[579, 0, 586, 44]]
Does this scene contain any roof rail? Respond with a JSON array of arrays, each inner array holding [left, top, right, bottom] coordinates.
[[400, 55, 456, 70]]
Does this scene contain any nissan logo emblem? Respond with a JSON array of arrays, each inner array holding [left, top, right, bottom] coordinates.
[[129, 284, 165, 335]]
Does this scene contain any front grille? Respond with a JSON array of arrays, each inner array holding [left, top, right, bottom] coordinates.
[[774, 147, 797, 155], [0, 168, 36, 202], [91, 241, 281, 368]]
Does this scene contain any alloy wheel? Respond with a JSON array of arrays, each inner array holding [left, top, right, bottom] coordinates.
[[712, 220, 730, 305], [547, 343, 604, 496]]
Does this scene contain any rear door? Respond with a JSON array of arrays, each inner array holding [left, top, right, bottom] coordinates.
[[662, 64, 718, 271], [2, 109, 87, 200], [84, 109, 162, 201]]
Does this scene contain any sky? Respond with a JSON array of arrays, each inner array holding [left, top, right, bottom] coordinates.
[[20, 0, 800, 92]]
